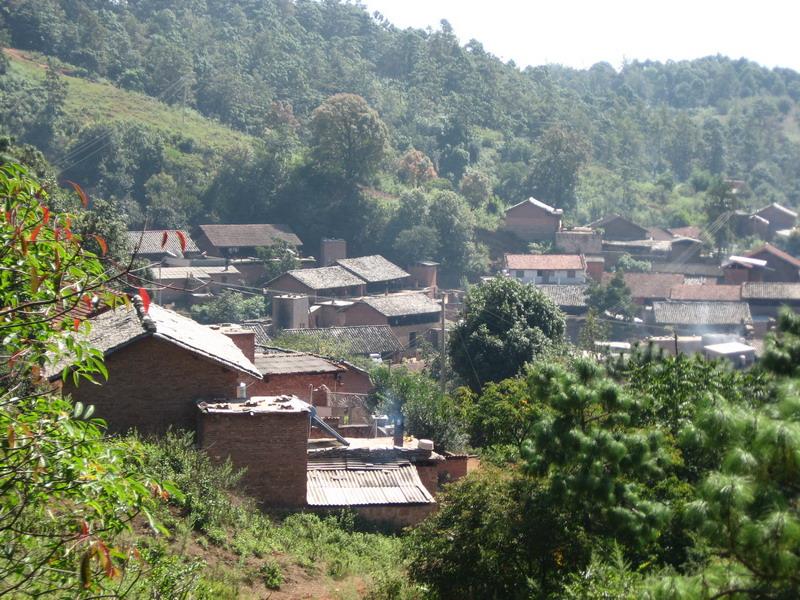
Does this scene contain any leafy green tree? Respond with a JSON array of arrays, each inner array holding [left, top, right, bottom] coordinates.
[[392, 224, 438, 267], [467, 377, 546, 451], [579, 307, 610, 351], [704, 176, 741, 255], [396, 148, 437, 187], [527, 125, 590, 212], [616, 253, 652, 273], [449, 276, 565, 391], [309, 93, 389, 182], [190, 290, 266, 324], [587, 270, 636, 319], [256, 240, 300, 283], [459, 169, 492, 209], [0, 164, 174, 595]]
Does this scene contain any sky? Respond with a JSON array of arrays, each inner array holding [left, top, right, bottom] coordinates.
[[360, 0, 800, 72]]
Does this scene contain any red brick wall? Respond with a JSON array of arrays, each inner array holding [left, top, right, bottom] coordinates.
[[248, 372, 339, 402], [342, 304, 388, 327], [504, 203, 561, 241], [197, 410, 310, 507], [222, 330, 256, 362], [61, 337, 256, 435], [333, 366, 372, 395], [310, 504, 435, 528]]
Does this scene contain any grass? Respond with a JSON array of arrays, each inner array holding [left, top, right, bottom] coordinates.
[[4, 48, 255, 155]]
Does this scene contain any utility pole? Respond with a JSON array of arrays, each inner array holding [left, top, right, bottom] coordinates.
[[440, 292, 447, 396]]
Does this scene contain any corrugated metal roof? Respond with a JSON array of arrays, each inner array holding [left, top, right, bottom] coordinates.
[[127, 230, 200, 256], [281, 325, 403, 355], [306, 456, 434, 506], [336, 255, 409, 283], [198, 223, 302, 248]]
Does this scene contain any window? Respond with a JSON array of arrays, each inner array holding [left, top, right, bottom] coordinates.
[[567, 270, 576, 278], [516, 270, 524, 278], [409, 331, 417, 348], [536, 270, 543, 277]]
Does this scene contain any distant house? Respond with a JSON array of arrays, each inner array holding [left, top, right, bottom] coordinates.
[[534, 284, 588, 315], [503, 197, 563, 242], [669, 284, 742, 302], [650, 301, 752, 335], [281, 325, 404, 361], [741, 282, 800, 318], [555, 228, 603, 254], [127, 229, 200, 262], [722, 256, 767, 285], [343, 293, 441, 351], [745, 244, 800, 282], [266, 266, 366, 300], [48, 300, 262, 435], [150, 264, 244, 304], [589, 214, 650, 241], [601, 272, 684, 305], [753, 203, 797, 237], [650, 262, 724, 282], [336, 255, 409, 293], [504, 254, 587, 284], [249, 351, 345, 399], [195, 223, 302, 258], [668, 225, 704, 240]]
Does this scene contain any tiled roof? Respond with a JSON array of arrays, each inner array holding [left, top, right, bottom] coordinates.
[[282, 266, 365, 291], [254, 352, 344, 375], [359, 294, 440, 317], [505, 197, 563, 216], [648, 227, 674, 241], [602, 272, 684, 300], [668, 226, 704, 240], [505, 254, 585, 271], [241, 320, 272, 346], [588, 214, 649, 235], [47, 302, 261, 379], [651, 262, 724, 278], [336, 255, 409, 283], [746, 243, 800, 268], [741, 282, 800, 301], [755, 203, 798, 219], [307, 448, 436, 506], [669, 284, 742, 301], [153, 265, 241, 280], [535, 284, 588, 308], [198, 223, 302, 248], [652, 301, 752, 325], [281, 325, 403, 356], [127, 230, 200, 256]]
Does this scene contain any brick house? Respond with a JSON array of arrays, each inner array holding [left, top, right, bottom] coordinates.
[[266, 266, 366, 300], [49, 300, 262, 435], [589, 214, 650, 241], [249, 351, 345, 400], [503, 197, 563, 242], [504, 254, 587, 284], [602, 272, 685, 305], [669, 284, 742, 302], [722, 256, 767, 285], [336, 255, 410, 294], [127, 229, 201, 262], [342, 293, 441, 351], [745, 244, 800, 282], [741, 282, 800, 318], [195, 223, 303, 258], [753, 203, 797, 237]]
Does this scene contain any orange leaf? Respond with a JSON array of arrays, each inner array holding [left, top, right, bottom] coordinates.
[[66, 180, 89, 209], [83, 295, 93, 310], [93, 235, 108, 256], [73, 318, 80, 331], [42, 206, 50, 224], [30, 223, 43, 241], [138, 288, 151, 314], [175, 230, 187, 253], [160, 231, 168, 248]]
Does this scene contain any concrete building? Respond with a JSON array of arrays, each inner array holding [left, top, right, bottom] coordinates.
[[504, 254, 587, 284], [502, 197, 563, 242]]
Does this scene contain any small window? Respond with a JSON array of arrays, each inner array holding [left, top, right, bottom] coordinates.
[[409, 331, 417, 348], [567, 270, 576, 278], [516, 270, 524, 278], [537, 270, 543, 277]]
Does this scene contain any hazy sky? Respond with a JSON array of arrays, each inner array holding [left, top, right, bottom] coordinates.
[[360, 0, 799, 72]]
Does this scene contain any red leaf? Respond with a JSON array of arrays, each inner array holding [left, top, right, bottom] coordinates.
[[73, 318, 81, 331], [160, 231, 168, 248], [138, 288, 151, 314], [4, 211, 10, 223], [175, 230, 187, 253], [42, 206, 50, 224], [83, 295, 93, 310], [93, 235, 108, 256], [29, 223, 43, 241], [66, 180, 89, 209], [79, 519, 90, 539]]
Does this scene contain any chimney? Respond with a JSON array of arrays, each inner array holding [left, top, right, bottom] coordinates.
[[220, 326, 256, 362], [320, 238, 347, 267], [271, 294, 310, 333], [584, 256, 605, 283]]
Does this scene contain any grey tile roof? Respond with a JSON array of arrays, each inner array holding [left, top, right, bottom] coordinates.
[[307, 448, 436, 506], [652, 301, 752, 326], [46, 303, 261, 379], [336, 255, 409, 283], [741, 282, 800, 301], [254, 352, 343, 376], [281, 326, 403, 356], [535, 284, 588, 308], [198, 223, 302, 248], [651, 262, 725, 278], [241, 320, 272, 346], [127, 230, 200, 256], [284, 266, 365, 291], [359, 294, 440, 317]]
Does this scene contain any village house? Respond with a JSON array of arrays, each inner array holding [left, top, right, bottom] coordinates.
[[342, 293, 441, 351], [650, 261, 724, 283], [148, 264, 244, 304], [669, 284, 742, 302], [554, 227, 603, 254], [588, 214, 650, 241], [722, 256, 767, 284], [47, 299, 262, 435], [744, 244, 800, 282], [249, 350, 345, 400], [502, 197, 563, 242], [336, 255, 410, 293], [127, 229, 201, 262], [195, 223, 303, 258], [602, 272, 684, 305], [535, 284, 589, 315], [266, 266, 366, 300], [280, 325, 404, 362], [504, 254, 587, 284], [649, 301, 753, 335], [753, 203, 797, 238], [741, 282, 800, 318]]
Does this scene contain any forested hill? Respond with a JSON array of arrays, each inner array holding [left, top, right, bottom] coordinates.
[[1, 0, 799, 281]]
